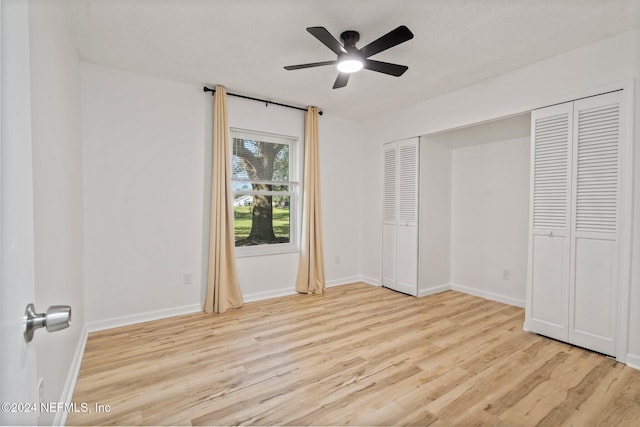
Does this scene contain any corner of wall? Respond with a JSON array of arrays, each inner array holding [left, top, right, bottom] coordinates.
[[418, 284, 451, 297], [359, 276, 381, 287], [626, 353, 640, 371], [326, 276, 363, 287], [450, 283, 526, 308]]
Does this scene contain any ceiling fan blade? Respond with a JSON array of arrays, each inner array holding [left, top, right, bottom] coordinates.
[[307, 27, 346, 55], [284, 60, 337, 70], [363, 59, 408, 77], [333, 72, 349, 89], [359, 25, 414, 58]]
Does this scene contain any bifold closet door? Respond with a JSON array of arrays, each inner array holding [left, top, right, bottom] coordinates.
[[526, 91, 623, 357], [568, 92, 622, 356], [525, 103, 573, 341], [383, 144, 398, 290], [383, 138, 419, 296], [396, 139, 419, 295]]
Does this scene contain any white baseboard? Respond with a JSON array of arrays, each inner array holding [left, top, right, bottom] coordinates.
[[244, 277, 369, 302], [86, 276, 372, 332], [87, 303, 202, 332], [626, 353, 640, 371], [55, 325, 89, 426], [326, 276, 362, 287], [244, 276, 373, 301], [450, 283, 525, 308], [418, 284, 451, 297], [360, 275, 381, 286], [84, 280, 525, 333], [243, 287, 296, 303]]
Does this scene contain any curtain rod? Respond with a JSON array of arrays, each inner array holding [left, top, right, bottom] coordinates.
[[203, 86, 323, 116]]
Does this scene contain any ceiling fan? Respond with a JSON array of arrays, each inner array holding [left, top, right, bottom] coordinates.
[[284, 25, 414, 89]]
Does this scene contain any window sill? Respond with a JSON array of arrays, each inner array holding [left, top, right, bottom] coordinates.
[[235, 245, 300, 258]]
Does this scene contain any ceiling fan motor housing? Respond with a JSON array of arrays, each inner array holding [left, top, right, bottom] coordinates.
[[339, 30, 363, 67], [340, 30, 360, 49]]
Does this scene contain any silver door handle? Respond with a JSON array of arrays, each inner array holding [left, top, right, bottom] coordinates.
[[23, 304, 71, 343]]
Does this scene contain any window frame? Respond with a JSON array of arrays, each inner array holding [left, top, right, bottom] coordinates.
[[230, 127, 301, 257]]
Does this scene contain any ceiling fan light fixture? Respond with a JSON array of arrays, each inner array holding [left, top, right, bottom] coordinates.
[[284, 25, 414, 88], [337, 56, 363, 73]]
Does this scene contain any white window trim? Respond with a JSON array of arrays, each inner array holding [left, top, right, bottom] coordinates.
[[230, 127, 301, 257]]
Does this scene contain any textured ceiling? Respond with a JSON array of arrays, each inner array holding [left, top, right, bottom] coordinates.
[[67, 0, 640, 120]]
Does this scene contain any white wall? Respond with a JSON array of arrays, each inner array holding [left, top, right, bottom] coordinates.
[[449, 117, 530, 306], [82, 63, 207, 326], [316, 114, 364, 286], [417, 114, 530, 305], [28, 0, 85, 424], [361, 28, 640, 364], [82, 63, 364, 326], [418, 137, 451, 295]]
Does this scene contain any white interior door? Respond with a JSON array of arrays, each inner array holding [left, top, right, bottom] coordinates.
[[525, 103, 573, 341], [382, 144, 398, 289], [396, 139, 418, 296], [526, 91, 624, 358], [0, 1, 39, 424], [568, 92, 622, 356], [382, 138, 418, 296]]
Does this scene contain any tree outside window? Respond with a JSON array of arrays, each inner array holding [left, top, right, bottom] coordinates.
[[231, 129, 298, 253]]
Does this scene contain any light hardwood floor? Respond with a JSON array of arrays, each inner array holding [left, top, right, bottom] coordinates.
[[68, 283, 640, 426]]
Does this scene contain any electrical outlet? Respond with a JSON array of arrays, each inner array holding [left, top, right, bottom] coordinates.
[[335, 256, 340, 265], [501, 269, 511, 280], [183, 272, 193, 286]]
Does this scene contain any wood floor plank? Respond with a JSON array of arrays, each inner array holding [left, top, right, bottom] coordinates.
[[535, 357, 617, 427], [68, 283, 640, 426]]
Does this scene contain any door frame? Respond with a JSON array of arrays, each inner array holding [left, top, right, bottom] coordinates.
[[614, 80, 634, 363]]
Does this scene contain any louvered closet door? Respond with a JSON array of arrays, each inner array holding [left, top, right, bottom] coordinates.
[[568, 91, 622, 356], [525, 103, 573, 341], [396, 138, 419, 296], [382, 143, 398, 289], [382, 138, 419, 296]]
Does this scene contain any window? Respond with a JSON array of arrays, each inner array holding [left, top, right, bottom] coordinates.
[[231, 128, 299, 256]]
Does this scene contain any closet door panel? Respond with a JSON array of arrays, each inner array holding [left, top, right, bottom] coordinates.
[[382, 225, 397, 288], [568, 91, 622, 356], [397, 225, 418, 295], [397, 141, 418, 228], [382, 144, 398, 288], [382, 138, 418, 296], [525, 103, 572, 339], [529, 235, 569, 338], [571, 238, 617, 354], [396, 139, 419, 295]]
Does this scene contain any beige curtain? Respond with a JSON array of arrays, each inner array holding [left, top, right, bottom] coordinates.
[[204, 86, 244, 313], [295, 106, 326, 294]]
